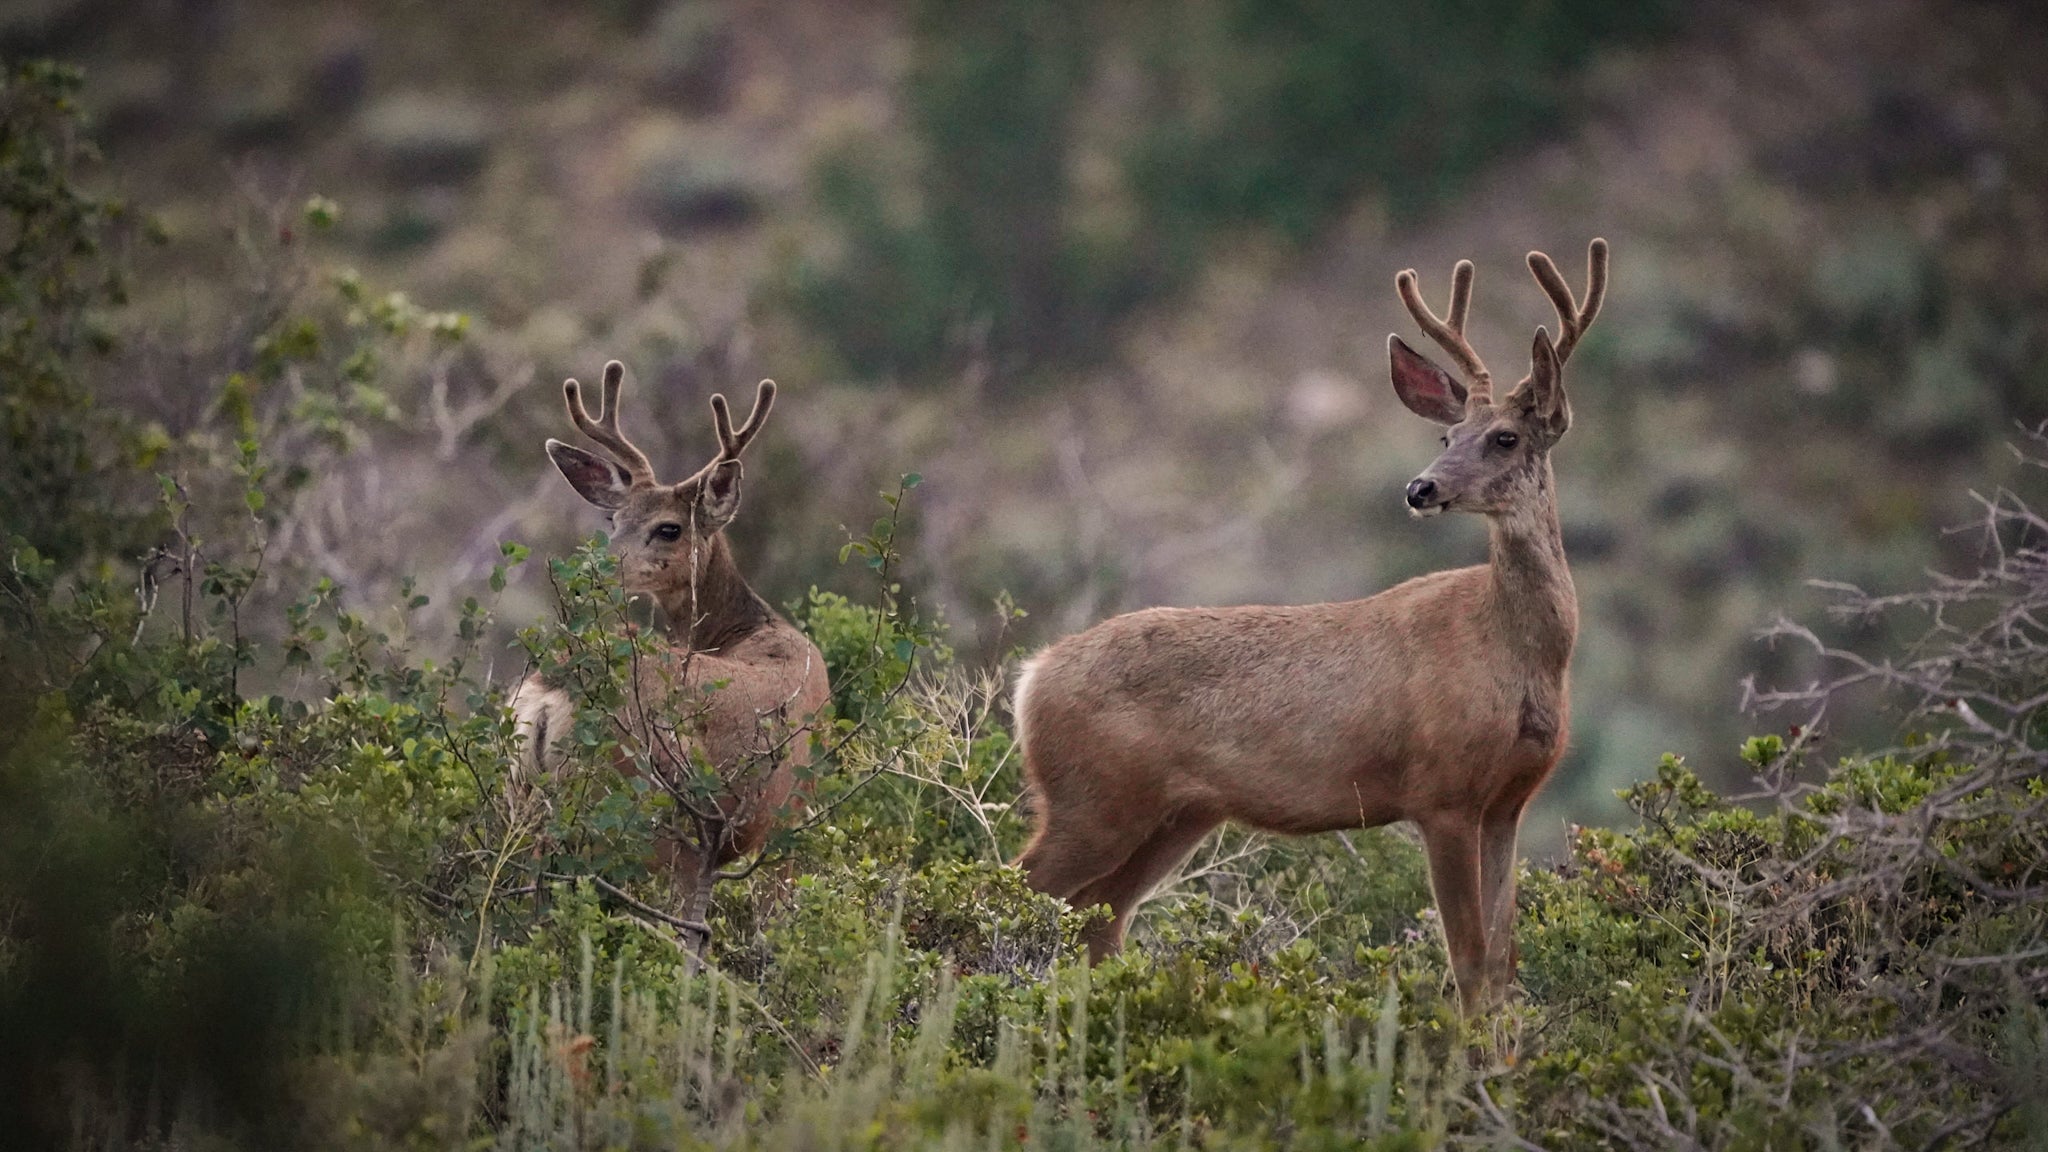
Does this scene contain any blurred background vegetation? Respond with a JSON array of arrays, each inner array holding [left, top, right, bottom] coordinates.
[[6, 0, 2048, 1146]]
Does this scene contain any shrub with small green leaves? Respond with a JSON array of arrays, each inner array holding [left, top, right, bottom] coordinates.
[[0, 60, 159, 563]]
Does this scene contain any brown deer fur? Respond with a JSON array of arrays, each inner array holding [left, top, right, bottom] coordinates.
[[1015, 241, 1608, 1012], [511, 361, 830, 947]]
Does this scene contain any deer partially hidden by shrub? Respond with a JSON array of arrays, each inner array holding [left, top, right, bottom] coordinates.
[[512, 361, 830, 966], [1014, 241, 1609, 1012]]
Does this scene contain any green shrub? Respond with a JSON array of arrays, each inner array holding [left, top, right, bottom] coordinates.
[[784, 0, 1137, 384], [0, 61, 157, 565], [1129, 0, 1677, 241], [787, 1, 1677, 383], [11, 431, 2048, 1148]]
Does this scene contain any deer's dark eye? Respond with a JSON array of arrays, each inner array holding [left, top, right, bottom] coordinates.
[[652, 523, 683, 542], [1493, 430, 1519, 449]]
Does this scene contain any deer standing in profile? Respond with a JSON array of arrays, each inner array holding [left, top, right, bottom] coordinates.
[[1014, 240, 1608, 1011], [512, 361, 831, 966]]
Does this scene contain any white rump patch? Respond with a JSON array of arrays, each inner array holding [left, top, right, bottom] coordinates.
[[1011, 653, 1045, 752], [510, 682, 574, 779]]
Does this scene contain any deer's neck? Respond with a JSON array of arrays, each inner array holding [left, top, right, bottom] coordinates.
[[666, 533, 776, 652], [1484, 458, 1577, 675]]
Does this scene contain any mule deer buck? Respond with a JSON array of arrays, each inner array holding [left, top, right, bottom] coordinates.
[[1014, 240, 1608, 1011], [512, 360, 830, 966]]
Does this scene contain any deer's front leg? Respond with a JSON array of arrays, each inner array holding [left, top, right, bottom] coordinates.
[[1419, 812, 1487, 1014]]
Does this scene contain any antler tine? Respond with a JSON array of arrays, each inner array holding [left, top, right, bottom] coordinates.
[[709, 379, 778, 462], [1446, 258, 1474, 333], [563, 359, 655, 484], [1526, 237, 1608, 364], [1396, 259, 1493, 403]]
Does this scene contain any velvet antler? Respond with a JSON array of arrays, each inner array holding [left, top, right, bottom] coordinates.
[[1525, 238, 1608, 365], [563, 360, 657, 486], [1396, 258, 1493, 406], [709, 379, 777, 463]]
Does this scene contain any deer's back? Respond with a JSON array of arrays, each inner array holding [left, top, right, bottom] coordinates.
[[641, 621, 831, 769], [1017, 565, 1566, 830], [514, 621, 830, 858]]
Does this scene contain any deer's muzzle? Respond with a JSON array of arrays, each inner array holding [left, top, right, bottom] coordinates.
[[1406, 476, 1447, 517]]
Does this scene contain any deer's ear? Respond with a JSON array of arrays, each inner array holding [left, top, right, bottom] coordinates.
[[1389, 335, 1467, 425], [694, 459, 743, 529], [1509, 327, 1570, 439], [547, 440, 635, 510]]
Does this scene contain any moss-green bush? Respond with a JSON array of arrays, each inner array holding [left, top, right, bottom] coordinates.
[[11, 469, 2045, 1148]]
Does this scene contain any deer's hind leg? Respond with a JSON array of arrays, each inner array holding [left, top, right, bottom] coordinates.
[[1013, 729, 1165, 904], [1066, 813, 1219, 962], [1017, 802, 1146, 907]]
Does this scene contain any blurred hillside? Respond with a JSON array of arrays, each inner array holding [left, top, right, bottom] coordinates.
[[14, 0, 2048, 837]]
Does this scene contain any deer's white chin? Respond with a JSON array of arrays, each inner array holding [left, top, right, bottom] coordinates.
[[1409, 504, 1445, 519]]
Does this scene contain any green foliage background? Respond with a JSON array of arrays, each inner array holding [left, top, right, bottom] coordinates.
[[788, 0, 1675, 382]]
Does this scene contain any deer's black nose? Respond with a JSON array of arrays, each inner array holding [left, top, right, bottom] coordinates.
[[1405, 478, 1439, 509]]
